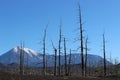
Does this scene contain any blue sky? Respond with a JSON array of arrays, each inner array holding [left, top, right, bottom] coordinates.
[[0, 0, 120, 63]]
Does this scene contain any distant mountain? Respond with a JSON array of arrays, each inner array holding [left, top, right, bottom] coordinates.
[[0, 46, 43, 67], [0, 47, 112, 67], [46, 53, 112, 67]]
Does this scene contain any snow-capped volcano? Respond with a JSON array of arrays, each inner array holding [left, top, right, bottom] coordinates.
[[0, 47, 112, 67], [0, 46, 43, 67]]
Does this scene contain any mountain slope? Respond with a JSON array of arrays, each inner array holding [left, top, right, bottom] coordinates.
[[46, 53, 112, 67], [0, 46, 43, 67], [0, 47, 112, 67]]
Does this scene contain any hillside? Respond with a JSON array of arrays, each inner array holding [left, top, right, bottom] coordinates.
[[0, 46, 112, 67]]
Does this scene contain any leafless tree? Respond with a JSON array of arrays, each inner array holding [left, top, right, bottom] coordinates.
[[26, 50, 28, 74], [51, 40, 57, 76], [58, 19, 62, 76], [68, 49, 72, 76], [19, 41, 24, 79], [78, 4, 85, 76], [43, 24, 48, 76], [64, 38, 68, 76], [85, 37, 88, 76], [108, 52, 113, 75], [103, 33, 106, 76]]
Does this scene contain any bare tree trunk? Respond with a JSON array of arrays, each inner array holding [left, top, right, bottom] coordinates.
[[68, 49, 72, 76], [20, 43, 22, 75], [22, 43, 24, 75], [19, 41, 24, 80], [51, 41, 57, 76], [103, 33, 106, 76], [43, 25, 48, 76], [58, 19, 62, 76], [85, 37, 88, 77], [109, 52, 112, 75], [26, 51, 28, 74], [78, 4, 85, 76], [54, 49, 57, 76], [64, 38, 67, 76]]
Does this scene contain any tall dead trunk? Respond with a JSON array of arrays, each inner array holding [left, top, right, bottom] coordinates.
[[64, 38, 67, 76], [85, 37, 88, 76], [43, 25, 48, 76], [19, 41, 24, 79], [58, 19, 62, 76], [78, 4, 84, 76], [51, 41, 57, 76], [54, 49, 57, 76], [103, 33, 106, 76], [26, 51, 28, 74], [85, 37, 88, 77], [68, 49, 72, 76]]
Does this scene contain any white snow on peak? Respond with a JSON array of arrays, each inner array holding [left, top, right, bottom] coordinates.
[[12, 46, 39, 56], [12, 46, 20, 53], [23, 48, 39, 56], [0, 46, 43, 66]]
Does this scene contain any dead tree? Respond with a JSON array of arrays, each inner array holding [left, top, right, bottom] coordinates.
[[26, 50, 28, 75], [78, 4, 85, 76], [103, 33, 106, 76], [108, 52, 112, 75], [68, 49, 72, 76], [43, 24, 48, 76], [58, 19, 62, 76], [51, 41, 57, 76], [54, 49, 57, 76], [64, 38, 67, 76], [20, 41, 24, 79], [85, 37, 88, 77]]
